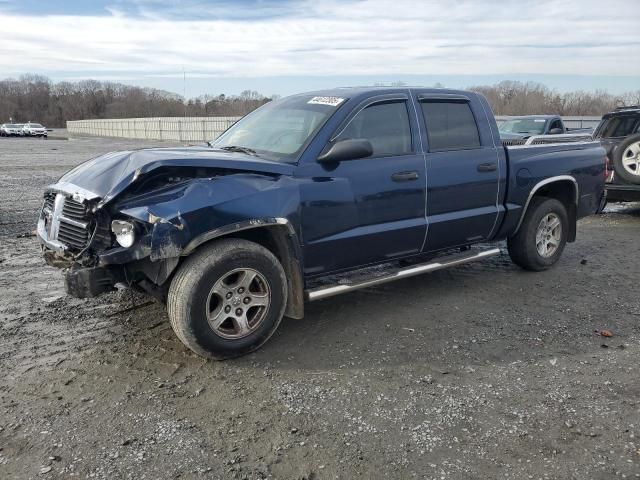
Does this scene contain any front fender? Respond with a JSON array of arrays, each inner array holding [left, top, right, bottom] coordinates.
[[114, 173, 301, 262]]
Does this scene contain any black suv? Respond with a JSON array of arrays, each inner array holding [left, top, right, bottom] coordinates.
[[594, 106, 640, 202]]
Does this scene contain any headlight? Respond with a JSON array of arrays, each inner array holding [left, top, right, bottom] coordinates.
[[111, 220, 136, 248]]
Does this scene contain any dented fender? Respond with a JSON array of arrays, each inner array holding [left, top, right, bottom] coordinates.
[[114, 173, 302, 262]]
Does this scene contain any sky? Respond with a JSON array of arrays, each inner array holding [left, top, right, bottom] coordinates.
[[0, 0, 638, 98]]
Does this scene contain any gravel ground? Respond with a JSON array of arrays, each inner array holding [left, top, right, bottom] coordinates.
[[0, 135, 639, 480]]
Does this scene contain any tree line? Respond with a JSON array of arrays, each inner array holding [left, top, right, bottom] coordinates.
[[1, 75, 639, 128], [0, 75, 273, 127], [469, 81, 640, 117]]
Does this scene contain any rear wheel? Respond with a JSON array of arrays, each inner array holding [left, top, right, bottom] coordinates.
[[508, 197, 569, 271], [167, 239, 287, 360]]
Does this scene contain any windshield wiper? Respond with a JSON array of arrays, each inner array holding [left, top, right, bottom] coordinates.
[[219, 145, 259, 156]]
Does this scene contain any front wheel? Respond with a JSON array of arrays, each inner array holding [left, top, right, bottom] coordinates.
[[167, 239, 287, 360], [508, 197, 569, 271]]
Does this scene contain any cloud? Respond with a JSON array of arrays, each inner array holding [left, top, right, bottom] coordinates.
[[0, 0, 638, 81]]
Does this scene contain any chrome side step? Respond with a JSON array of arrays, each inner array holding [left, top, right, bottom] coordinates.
[[305, 247, 501, 301]]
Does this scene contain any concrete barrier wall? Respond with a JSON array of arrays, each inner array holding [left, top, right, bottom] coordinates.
[[66, 117, 242, 142], [68, 115, 603, 143]]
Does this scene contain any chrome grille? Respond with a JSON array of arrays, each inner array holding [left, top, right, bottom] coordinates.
[[40, 192, 92, 252], [62, 198, 87, 221], [44, 192, 56, 212], [502, 139, 527, 147], [58, 222, 90, 249]]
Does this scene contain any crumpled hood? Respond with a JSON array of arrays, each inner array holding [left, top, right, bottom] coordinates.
[[56, 146, 295, 204]]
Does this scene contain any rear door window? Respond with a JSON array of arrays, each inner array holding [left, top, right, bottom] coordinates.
[[421, 101, 481, 151]]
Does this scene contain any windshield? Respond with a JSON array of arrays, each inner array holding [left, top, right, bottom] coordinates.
[[29, 123, 43, 128], [594, 115, 640, 138], [210, 95, 346, 162], [499, 118, 547, 135]]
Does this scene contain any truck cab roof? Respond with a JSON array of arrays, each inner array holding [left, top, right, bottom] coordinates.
[[289, 86, 481, 103]]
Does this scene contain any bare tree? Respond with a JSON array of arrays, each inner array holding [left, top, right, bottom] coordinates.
[[0, 75, 272, 127], [469, 81, 624, 116], [2, 75, 636, 127]]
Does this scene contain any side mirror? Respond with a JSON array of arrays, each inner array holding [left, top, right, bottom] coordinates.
[[318, 138, 373, 163], [548, 128, 563, 135]]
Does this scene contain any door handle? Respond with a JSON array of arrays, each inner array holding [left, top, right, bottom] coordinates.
[[477, 162, 497, 172], [391, 171, 419, 182]]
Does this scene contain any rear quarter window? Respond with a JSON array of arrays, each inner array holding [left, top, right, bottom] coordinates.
[[596, 116, 640, 138]]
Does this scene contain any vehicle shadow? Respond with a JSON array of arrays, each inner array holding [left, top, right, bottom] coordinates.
[[34, 231, 632, 380], [240, 248, 626, 373]]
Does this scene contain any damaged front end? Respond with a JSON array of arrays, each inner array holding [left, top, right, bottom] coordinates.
[[38, 182, 121, 298], [38, 180, 191, 299], [39, 177, 198, 302], [37, 147, 299, 300]]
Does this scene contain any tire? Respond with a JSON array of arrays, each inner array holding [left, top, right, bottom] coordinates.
[[612, 134, 640, 185], [167, 239, 288, 360], [508, 197, 569, 271]]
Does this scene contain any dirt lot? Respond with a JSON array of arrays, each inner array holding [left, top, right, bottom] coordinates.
[[0, 135, 639, 480]]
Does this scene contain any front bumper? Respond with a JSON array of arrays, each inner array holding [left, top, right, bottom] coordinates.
[[64, 265, 119, 298]]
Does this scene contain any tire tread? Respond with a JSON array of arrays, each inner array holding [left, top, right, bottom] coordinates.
[[167, 239, 287, 360], [507, 196, 568, 271]]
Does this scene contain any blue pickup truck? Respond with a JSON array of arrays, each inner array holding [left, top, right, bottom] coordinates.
[[38, 87, 605, 359]]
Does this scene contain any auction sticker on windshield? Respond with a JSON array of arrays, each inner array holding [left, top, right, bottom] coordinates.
[[308, 96, 345, 107]]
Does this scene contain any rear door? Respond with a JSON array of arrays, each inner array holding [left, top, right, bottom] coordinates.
[[418, 94, 504, 252]]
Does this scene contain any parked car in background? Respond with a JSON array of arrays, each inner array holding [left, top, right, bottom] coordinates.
[[37, 87, 605, 359], [22, 122, 48, 138], [594, 105, 640, 202], [499, 115, 592, 141], [0, 123, 24, 136]]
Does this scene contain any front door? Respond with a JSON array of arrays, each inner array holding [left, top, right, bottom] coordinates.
[[299, 97, 427, 275]]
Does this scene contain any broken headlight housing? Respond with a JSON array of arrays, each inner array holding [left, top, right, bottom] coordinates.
[[111, 220, 136, 248]]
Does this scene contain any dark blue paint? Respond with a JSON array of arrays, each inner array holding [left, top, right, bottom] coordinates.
[[54, 87, 606, 284]]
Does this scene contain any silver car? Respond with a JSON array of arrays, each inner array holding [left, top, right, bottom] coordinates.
[[0, 123, 24, 136], [22, 122, 48, 138]]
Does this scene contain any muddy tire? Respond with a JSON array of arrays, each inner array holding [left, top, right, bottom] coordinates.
[[167, 239, 287, 360], [508, 197, 568, 271]]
